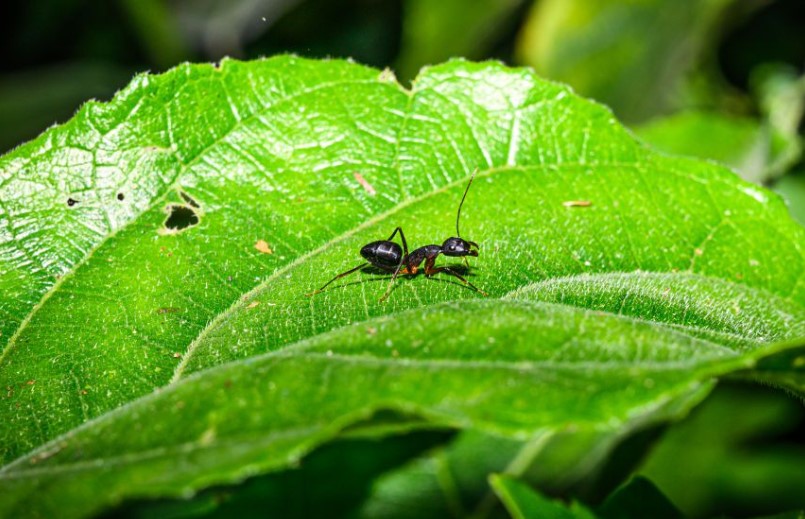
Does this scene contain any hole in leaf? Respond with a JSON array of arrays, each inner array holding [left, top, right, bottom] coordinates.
[[117, 192, 125, 201], [162, 204, 199, 233], [179, 190, 200, 208], [67, 197, 78, 206]]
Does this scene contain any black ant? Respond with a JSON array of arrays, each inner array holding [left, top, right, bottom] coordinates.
[[308, 171, 487, 302]]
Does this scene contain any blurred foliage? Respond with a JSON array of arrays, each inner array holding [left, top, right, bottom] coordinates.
[[104, 430, 452, 519], [394, 0, 525, 81], [638, 383, 805, 518], [636, 111, 770, 179], [516, 0, 744, 123], [775, 169, 805, 224]]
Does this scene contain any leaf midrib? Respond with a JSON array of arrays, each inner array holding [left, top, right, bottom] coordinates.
[[169, 165, 504, 383], [4, 296, 798, 477], [168, 160, 634, 382], [0, 347, 744, 480], [171, 153, 805, 384]]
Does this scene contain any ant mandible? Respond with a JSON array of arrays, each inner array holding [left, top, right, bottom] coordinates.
[[307, 171, 487, 302]]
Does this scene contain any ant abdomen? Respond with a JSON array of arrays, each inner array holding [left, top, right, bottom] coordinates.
[[360, 240, 403, 268]]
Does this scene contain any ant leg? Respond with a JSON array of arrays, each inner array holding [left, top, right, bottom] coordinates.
[[425, 263, 488, 296], [306, 262, 368, 296], [378, 227, 410, 303], [378, 261, 407, 303], [386, 227, 409, 257]]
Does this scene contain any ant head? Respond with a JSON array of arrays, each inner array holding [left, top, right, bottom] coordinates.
[[441, 237, 479, 257]]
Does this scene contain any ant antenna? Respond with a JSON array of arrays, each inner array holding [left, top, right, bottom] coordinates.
[[455, 169, 477, 238]]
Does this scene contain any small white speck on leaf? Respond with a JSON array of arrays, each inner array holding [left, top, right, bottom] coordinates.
[[562, 200, 591, 208]]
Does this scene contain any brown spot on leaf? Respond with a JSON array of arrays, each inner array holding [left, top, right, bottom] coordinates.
[[354, 172, 376, 195], [255, 239, 273, 254]]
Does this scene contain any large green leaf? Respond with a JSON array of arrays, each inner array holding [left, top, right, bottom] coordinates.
[[1, 56, 804, 517]]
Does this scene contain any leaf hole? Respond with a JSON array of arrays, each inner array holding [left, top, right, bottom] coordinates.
[[161, 204, 199, 234], [179, 190, 200, 208], [67, 197, 79, 207]]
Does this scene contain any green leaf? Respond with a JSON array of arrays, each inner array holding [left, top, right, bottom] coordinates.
[[515, 0, 740, 122], [491, 474, 685, 519], [635, 111, 773, 183], [774, 169, 805, 225], [635, 71, 805, 185], [1, 57, 805, 517], [490, 474, 597, 519], [752, 65, 805, 181], [1, 301, 802, 518], [356, 352, 795, 519], [358, 429, 532, 518], [357, 426, 652, 518]]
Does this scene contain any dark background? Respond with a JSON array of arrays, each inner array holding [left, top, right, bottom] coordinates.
[[2, 0, 804, 152]]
